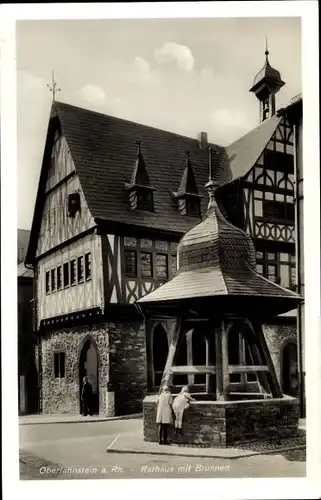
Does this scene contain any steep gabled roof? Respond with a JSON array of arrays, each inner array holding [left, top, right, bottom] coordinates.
[[226, 113, 281, 180], [127, 141, 152, 188], [26, 101, 233, 264], [18, 262, 33, 279], [176, 152, 199, 196]]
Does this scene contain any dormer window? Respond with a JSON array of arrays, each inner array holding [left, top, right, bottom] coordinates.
[[173, 151, 202, 218], [186, 195, 201, 217], [68, 192, 81, 217], [137, 188, 154, 211], [124, 141, 155, 212]]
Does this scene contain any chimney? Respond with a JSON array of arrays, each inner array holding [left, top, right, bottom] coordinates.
[[197, 131, 208, 149]]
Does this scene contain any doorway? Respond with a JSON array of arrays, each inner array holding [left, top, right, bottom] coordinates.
[[25, 362, 39, 414], [79, 338, 99, 414], [281, 341, 298, 397]]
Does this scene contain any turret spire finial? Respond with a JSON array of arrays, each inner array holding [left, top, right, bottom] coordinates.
[[265, 36, 269, 58], [46, 70, 61, 102], [205, 146, 219, 211]]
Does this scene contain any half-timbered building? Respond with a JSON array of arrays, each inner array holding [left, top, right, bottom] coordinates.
[[25, 49, 304, 416], [218, 51, 303, 408]]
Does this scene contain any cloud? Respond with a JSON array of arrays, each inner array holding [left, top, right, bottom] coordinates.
[[80, 83, 106, 103], [17, 70, 46, 97], [154, 42, 194, 72], [210, 108, 250, 144], [129, 56, 157, 85]]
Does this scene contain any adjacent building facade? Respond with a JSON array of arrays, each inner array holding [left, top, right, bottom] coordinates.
[[24, 51, 304, 416], [18, 230, 38, 414]]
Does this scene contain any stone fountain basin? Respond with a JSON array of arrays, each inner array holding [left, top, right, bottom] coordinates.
[[143, 394, 300, 447]]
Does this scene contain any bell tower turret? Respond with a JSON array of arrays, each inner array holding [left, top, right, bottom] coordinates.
[[250, 40, 285, 123]]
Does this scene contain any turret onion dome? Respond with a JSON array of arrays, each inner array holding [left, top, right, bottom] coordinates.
[[250, 50, 285, 94]]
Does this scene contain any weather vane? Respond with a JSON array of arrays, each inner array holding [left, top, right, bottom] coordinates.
[[47, 71, 61, 102]]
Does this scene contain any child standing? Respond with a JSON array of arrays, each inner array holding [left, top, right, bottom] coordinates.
[[156, 385, 173, 445]]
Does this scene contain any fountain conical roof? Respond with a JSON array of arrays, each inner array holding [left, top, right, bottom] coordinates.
[[137, 154, 301, 319]]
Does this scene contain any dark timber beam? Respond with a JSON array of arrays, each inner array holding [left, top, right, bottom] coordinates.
[[246, 320, 283, 398], [159, 319, 181, 390], [228, 365, 269, 373], [171, 365, 216, 374]]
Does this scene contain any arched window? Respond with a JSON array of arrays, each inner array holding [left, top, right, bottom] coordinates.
[[173, 331, 188, 387], [277, 174, 294, 191], [256, 171, 274, 187], [281, 341, 298, 397], [152, 324, 168, 387], [228, 326, 241, 382], [192, 330, 206, 385]]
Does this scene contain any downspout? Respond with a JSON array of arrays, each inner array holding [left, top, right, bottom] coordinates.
[[25, 261, 41, 414], [293, 121, 304, 417]]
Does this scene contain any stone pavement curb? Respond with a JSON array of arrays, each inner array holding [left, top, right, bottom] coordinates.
[[19, 413, 142, 425], [106, 443, 306, 460], [106, 430, 306, 460]]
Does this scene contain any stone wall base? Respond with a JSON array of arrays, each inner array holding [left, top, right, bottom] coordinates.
[[143, 395, 300, 447], [105, 391, 115, 417]]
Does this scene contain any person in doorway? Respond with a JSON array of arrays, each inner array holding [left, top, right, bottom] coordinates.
[[156, 385, 173, 445], [290, 361, 299, 396], [172, 385, 195, 435], [81, 376, 93, 416]]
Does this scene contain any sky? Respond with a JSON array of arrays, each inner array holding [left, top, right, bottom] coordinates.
[[16, 17, 302, 230]]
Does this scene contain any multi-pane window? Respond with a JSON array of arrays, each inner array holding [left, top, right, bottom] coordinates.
[[85, 253, 92, 280], [171, 255, 178, 277], [140, 252, 152, 278], [156, 254, 168, 280], [63, 262, 69, 288], [267, 264, 277, 282], [253, 167, 295, 232], [124, 250, 137, 277], [124, 237, 137, 248], [264, 150, 294, 173], [263, 200, 294, 223], [70, 259, 76, 286], [77, 256, 84, 283], [57, 266, 62, 290], [46, 271, 50, 294], [45, 253, 92, 295], [123, 238, 177, 281], [54, 352, 65, 378], [51, 269, 56, 292], [290, 255, 297, 290], [256, 250, 296, 289]]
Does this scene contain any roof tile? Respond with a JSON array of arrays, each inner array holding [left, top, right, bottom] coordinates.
[[54, 102, 233, 234]]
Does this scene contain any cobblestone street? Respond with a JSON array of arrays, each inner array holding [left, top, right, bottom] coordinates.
[[19, 418, 306, 480]]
